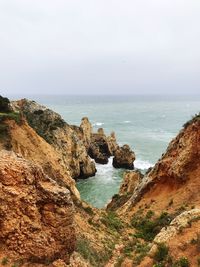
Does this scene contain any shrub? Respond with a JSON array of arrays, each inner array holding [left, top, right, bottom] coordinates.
[[183, 113, 200, 128], [197, 257, 200, 266], [0, 96, 11, 113], [178, 257, 189, 267], [76, 238, 112, 266], [1, 257, 9, 265], [83, 206, 94, 216], [153, 263, 165, 267], [174, 257, 190, 267], [134, 242, 150, 264], [0, 112, 21, 124], [114, 256, 124, 267], [132, 211, 172, 241], [154, 243, 169, 262], [101, 212, 123, 232]]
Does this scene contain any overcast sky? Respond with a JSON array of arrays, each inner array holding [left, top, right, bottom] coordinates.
[[0, 0, 200, 95]]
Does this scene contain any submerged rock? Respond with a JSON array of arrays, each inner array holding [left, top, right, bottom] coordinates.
[[112, 144, 135, 169]]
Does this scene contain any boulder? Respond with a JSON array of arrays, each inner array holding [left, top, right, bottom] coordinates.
[[112, 144, 135, 169]]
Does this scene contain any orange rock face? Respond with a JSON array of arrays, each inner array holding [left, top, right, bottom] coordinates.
[[0, 150, 76, 264], [4, 119, 80, 199], [120, 117, 200, 213]]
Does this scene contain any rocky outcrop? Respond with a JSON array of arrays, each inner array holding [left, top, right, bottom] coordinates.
[[0, 150, 75, 264], [88, 134, 110, 164], [118, 114, 200, 213], [152, 209, 200, 246], [0, 118, 80, 199], [106, 131, 118, 155], [112, 144, 135, 169], [80, 117, 92, 149], [106, 170, 143, 211], [12, 99, 134, 173], [11, 99, 96, 179], [88, 128, 119, 164], [119, 170, 143, 195]]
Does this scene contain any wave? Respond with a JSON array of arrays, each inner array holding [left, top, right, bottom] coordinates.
[[134, 159, 154, 170], [93, 122, 104, 126], [123, 120, 131, 123], [96, 157, 154, 176]]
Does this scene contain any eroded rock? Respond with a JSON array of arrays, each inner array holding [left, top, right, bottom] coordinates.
[[119, 170, 143, 195], [0, 150, 76, 264], [11, 99, 96, 179], [113, 144, 135, 169]]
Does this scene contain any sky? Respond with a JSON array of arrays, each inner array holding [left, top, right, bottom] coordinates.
[[0, 0, 200, 95]]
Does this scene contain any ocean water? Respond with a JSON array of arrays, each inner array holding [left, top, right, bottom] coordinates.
[[13, 95, 200, 208]]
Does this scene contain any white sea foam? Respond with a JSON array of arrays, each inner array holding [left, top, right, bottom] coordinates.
[[93, 122, 104, 126], [95, 157, 113, 179], [134, 159, 154, 170], [95, 157, 153, 179], [123, 120, 131, 123]]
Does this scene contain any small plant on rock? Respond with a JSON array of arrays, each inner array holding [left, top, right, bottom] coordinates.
[[153, 243, 169, 263], [1, 257, 9, 265]]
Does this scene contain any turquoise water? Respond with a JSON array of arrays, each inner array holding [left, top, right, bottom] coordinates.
[[13, 95, 200, 208]]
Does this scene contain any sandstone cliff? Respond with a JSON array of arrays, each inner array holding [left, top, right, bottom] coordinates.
[[0, 150, 75, 265], [11, 99, 96, 179], [120, 113, 200, 213], [106, 114, 200, 266], [1, 96, 199, 267], [0, 117, 80, 199]]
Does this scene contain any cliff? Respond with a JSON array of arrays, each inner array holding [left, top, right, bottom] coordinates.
[[0, 96, 199, 267], [106, 114, 200, 266], [0, 116, 79, 199], [120, 113, 200, 213], [11, 99, 96, 179], [0, 150, 75, 265]]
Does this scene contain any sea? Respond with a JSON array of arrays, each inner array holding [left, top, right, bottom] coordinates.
[[10, 94, 200, 208]]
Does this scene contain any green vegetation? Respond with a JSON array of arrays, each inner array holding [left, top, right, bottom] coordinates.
[[76, 238, 112, 267], [107, 193, 132, 211], [153, 243, 169, 262], [131, 211, 172, 241], [133, 242, 150, 265], [83, 206, 94, 216], [190, 233, 200, 252], [114, 256, 125, 267], [100, 211, 123, 232], [0, 123, 9, 140], [120, 237, 150, 265], [183, 112, 200, 128], [173, 257, 190, 267], [0, 95, 11, 113], [0, 112, 21, 144], [0, 112, 21, 124], [1, 257, 9, 265], [153, 263, 165, 267]]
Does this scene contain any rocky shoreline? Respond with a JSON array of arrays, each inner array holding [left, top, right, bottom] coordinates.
[[0, 95, 200, 267]]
